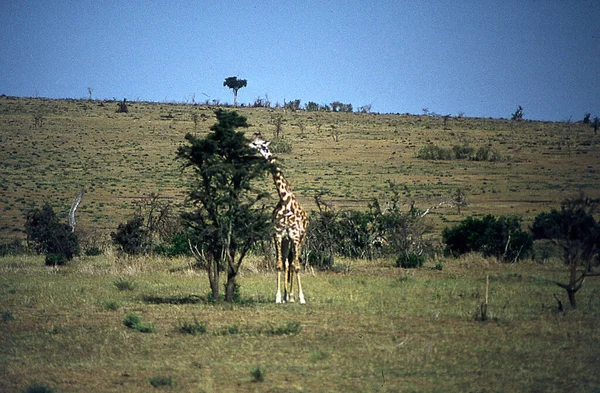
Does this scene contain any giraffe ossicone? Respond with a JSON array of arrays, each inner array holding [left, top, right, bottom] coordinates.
[[250, 133, 308, 304]]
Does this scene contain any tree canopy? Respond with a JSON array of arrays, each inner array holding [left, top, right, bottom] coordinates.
[[223, 76, 247, 107], [177, 109, 271, 302]]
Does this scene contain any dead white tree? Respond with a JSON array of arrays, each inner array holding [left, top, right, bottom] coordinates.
[[69, 188, 85, 232]]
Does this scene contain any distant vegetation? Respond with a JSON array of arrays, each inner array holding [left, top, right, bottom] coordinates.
[[1, 97, 600, 392]]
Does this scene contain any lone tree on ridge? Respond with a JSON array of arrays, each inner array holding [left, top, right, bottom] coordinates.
[[223, 76, 247, 107]]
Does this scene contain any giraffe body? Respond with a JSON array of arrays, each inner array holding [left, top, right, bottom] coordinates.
[[250, 134, 308, 304]]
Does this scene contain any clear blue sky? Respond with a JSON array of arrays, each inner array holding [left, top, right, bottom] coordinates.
[[1, 1, 598, 121]]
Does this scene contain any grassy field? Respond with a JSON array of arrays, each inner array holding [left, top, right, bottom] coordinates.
[[1, 96, 598, 239], [1, 97, 600, 392], [1, 254, 600, 392]]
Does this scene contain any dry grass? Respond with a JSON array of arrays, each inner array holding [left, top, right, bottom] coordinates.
[[1, 97, 600, 391], [1, 254, 600, 392], [1, 97, 598, 240]]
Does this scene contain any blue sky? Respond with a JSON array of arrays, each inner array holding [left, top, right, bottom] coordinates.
[[1, 1, 598, 121]]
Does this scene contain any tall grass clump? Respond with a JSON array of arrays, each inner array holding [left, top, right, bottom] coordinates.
[[123, 313, 155, 333], [417, 144, 453, 160]]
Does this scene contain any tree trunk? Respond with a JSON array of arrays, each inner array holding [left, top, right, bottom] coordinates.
[[207, 257, 220, 301], [567, 288, 577, 309], [225, 264, 238, 302]]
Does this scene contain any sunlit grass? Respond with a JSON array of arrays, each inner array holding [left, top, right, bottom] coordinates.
[[1, 254, 599, 391]]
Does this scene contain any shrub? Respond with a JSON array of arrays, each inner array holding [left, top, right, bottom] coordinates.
[[154, 231, 190, 257], [269, 320, 302, 335], [111, 216, 148, 255], [269, 138, 293, 154], [25, 203, 80, 263], [45, 253, 68, 266], [251, 366, 266, 382], [0, 239, 25, 256], [417, 144, 453, 160], [85, 247, 102, 256], [442, 215, 533, 262], [452, 143, 474, 160], [113, 278, 135, 291], [103, 300, 120, 311], [178, 317, 207, 335], [123, 313, 155, 333], [396, 252, 426, 268], [149, 375, 174, 388]]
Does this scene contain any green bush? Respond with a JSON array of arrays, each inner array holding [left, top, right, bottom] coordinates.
[[154, 231, 190, 257], [452, 143, 474, 160], [149, 375, 174, 388], [113, 278, 135, 291], [251, 366, 266, 382], [123, 313, 155, 333], [0, 239, 25, 256], [417, 144, 453, 160], [396, 252, 426, 268], [85, 247, 102, 256], [111, 216, 148, 255], [442, 215, 533, 262], [269, 138, 293, 154], [45, 253, 68, 266], [178, 317, 207, 335], [25, 203, 80, 263]]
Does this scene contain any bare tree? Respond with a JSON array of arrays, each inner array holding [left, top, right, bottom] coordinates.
[[69, 188, 84, 232]]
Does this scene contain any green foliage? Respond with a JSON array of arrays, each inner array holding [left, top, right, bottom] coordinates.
[[178, 317, 207, 335], [25, 203, 80, 263], [154, 231, 190, 257], [442, 215, 533, 262], [418, 142, 502, 162], [417, 144, 453, 160], [306, 184, 434, 268], [531, 195, 600, 308], [397, 253, 426, 268], [0, 239, 25, 256], [102, 300, 120, 311], [84, 247, 102, 256], [149, 375, 174, 388], [223, 76, 247, 106], [123, 313, 155, 333], [511, 105, 524, 121], [1, 310, 14, 322], [250, 366, 266, 382], [113, 278, 135, 291], [269, 138, 293, 154], [111, 216, 148, 255], [330, 101, 353, 112], [269, 320, 302, 335], [177, 109, 272, 302], [45, 253, 67, 266], [452, 143, 474, 160]]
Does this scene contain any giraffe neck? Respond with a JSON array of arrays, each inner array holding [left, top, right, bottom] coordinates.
[[269, 157, 294, 203]]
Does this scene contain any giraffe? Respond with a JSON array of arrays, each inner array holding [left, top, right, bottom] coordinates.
[[250, 133, 308, 304]]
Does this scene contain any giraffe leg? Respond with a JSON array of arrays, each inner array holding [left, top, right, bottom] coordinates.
[[274, 235, 283, 304], [287, 258, 295, 303], [293, 241, 306, 304]]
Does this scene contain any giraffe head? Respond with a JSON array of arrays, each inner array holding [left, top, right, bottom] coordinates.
[[250, 133, 272, 160]]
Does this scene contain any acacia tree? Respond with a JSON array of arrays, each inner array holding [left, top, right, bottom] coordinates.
[[223, 76, 247, 107], [531, 195, 600, 309], [177, 109, 271, 302]]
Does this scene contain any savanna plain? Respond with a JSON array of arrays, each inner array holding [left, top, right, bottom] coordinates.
[[1, 96, 600, 392]]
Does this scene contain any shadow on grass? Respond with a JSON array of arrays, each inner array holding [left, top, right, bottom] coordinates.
[[141, 293, 272, 306], [142, 294, 205, 305]]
